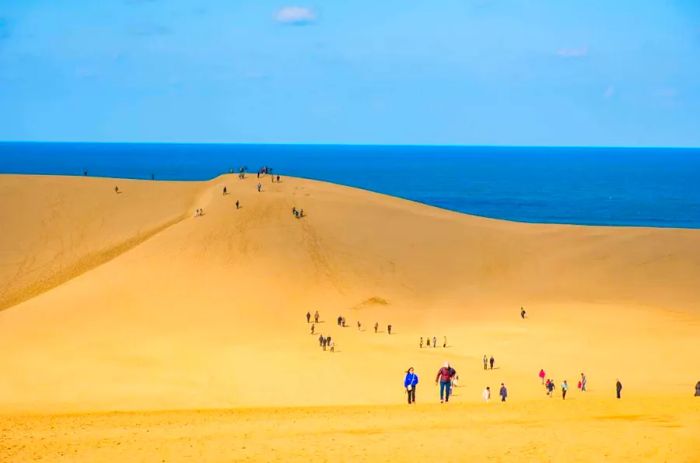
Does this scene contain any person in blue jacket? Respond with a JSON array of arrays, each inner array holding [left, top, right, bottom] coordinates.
[[404, 367, 419, 404]]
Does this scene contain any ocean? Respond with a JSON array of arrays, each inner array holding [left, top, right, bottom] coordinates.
[[1, 142, 699, 229]]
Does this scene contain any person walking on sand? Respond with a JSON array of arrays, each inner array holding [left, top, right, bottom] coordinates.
[[236, 200, 240, 209], [420, 337, 423, 348], [539, 369, 546, 384], [322, 337, 327, 351], [276, 175, 280, 183], [616, 379, 623, 399], [310, 323, 315, 335], [387, 324, 392, 335], [483, 386, 491, 402], [443, 336, 447, 348], [223, 186, 227, 195], [257, 183, 262, 192], [435, 362, 455, 403], [561, 380, 568, 400], [490, 356, 495, 370], [499, 383, 508, 402], [432, 336, 437, 348], [374, 322, 379, 333], [483, 355, 488, 370], [329, 340, 334, 353], [580, 372, 587, 392], [114, 186, 119, 194], [521, 306, 527, 319], [357, 321, 361, 331], [318, 334, 324, 347], [314, 310, 319, 323], [404, 367, 419, 404], [547, 379, 555, 397], [306, 312, 311, 323]]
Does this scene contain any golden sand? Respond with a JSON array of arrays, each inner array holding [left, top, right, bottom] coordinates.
[[1, 174, 698, 462]]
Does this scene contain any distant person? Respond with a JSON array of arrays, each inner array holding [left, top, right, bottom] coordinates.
[[329, 340, 335, 353], [151, 173, 155, 180], [374, 322, 379, 333], [114, 186, 119, 194], [419, 337, 423, 348], [337, 316, 342, 326], [561, 380, 568, 399], [432, 336, 437, 348], [695, 381, 700, 397], [276, 175, 280, 183], [483, 355, 488, 370], [342, 317, 346, 327], [318, 334, 324, 347], [292, 207, 297, 216], [299, 209, 304, 218], [490, 356, 495, 370], [580, 373, 587, 392], [443, 336, 447, 348], [426, 337, 431, 347], [314, 310, 319, 323], [306, 312, 311, 323], [387, 324, 392, 335], [236, 200, 240, 209], [483, 386, 491, 402], [83, 170, 88, 176], [499, 383, 508, 402], [322, 338, 327, 351], [521, 307, 526, 319], [357, 321, 361, 330], [223, 186, 227, 195], [539, 369, 546, 384], [616, 379, 623, 399], [404, 367, 419, 405], [435, 362, 456, 403], [310, 323, 315, 335], [257, 183, 262, 192]]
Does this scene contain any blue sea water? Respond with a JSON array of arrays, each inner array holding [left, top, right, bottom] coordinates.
[[1, 142, 699, 229]]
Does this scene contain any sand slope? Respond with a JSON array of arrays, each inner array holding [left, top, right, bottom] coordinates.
[[0, 174, 699, 461], [0, 175, 203, 310]]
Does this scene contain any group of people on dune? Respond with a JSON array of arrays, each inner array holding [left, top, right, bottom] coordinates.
[[419, 336, 447, 348], [305, 310, 394, 354], [403, 362, 507, 405]]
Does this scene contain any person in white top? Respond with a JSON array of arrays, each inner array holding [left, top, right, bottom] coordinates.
[[483, 386, 491, 402]]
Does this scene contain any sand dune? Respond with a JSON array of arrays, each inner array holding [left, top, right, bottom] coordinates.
[[1, 173, 698, 461]]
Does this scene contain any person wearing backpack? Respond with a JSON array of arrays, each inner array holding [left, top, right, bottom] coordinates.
[[435, 362, 456, 403], [404, 367, 419, 404]]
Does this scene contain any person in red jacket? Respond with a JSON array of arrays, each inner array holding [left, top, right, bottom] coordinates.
[[539, 369, 546, 384], [435, 362, 456, 403]]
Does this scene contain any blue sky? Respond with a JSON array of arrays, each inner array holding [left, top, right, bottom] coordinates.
[[1, 0, 699, 146]]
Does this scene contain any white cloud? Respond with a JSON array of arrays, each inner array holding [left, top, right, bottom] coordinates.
[[604, 85, 615, 98], [556, 46, 589, 58], [276, 6, 316, 25]]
